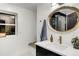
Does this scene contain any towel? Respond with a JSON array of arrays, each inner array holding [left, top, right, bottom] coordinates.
[[40, 19, 47, 41]]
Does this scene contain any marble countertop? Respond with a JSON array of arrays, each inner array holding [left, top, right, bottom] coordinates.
[[35, 40, 79, 56]]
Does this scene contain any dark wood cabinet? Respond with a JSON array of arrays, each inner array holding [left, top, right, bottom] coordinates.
[[36, 45, 61, 56]]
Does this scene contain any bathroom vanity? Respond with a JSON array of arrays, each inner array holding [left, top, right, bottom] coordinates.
[[36, 5, 79, 56], [36, 40, 79, 56]]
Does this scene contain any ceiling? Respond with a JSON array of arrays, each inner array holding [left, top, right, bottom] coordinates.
[[8, 3, 52, 12], [8, 3, 42, 12], [8, 3, 65, 12]]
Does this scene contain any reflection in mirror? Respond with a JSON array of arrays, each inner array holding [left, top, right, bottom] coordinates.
[[49, 7, 78, 31]]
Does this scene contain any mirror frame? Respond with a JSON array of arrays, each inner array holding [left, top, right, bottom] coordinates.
[[48, 6, 79, 33]]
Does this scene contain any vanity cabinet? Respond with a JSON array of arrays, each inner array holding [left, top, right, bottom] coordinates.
[[36, 45, 61, 56]]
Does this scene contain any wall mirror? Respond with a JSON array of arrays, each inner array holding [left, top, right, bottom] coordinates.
[[49, 6, 79, 32]]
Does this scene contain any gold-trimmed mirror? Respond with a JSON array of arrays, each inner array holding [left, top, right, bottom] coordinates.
[[48, 6, 79, 32]]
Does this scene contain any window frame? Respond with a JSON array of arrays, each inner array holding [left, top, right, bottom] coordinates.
[[0, 10, 17, 36]]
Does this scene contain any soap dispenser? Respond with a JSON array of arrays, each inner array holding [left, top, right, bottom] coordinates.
[[50, 35, 53, 42]]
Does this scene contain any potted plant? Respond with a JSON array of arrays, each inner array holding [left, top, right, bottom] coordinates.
[[71, 37, 79, 49]]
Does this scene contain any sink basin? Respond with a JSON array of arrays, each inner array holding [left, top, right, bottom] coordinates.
[[54, 44, 67, 51], [49, 43, 67, 51]]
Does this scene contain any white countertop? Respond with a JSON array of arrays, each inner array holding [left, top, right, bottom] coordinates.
[[35, 40, 79, 56]]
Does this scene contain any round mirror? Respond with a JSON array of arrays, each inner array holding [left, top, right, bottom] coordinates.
[[49, 6, 79, 32]]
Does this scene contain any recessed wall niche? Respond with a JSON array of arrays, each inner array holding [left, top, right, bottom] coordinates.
[[48, 6, 79, 32], [0, 10, 17, 37]]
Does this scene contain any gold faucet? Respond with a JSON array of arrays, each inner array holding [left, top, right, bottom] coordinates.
[[59, 36, 62, 44]]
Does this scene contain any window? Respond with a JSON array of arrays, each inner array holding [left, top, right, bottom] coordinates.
[[0, 11, 17, 37]]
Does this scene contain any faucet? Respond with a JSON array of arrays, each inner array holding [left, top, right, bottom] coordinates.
[[59, 36, 62, 44]]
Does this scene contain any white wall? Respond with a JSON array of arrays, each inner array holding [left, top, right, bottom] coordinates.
[[0, 3, 36, 56], [37, 3, 52, 42], [37, 3, 79, 47]]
